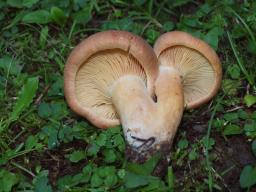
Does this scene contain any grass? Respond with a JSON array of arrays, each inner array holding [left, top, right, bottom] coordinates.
[[0, 0, 256, 191]]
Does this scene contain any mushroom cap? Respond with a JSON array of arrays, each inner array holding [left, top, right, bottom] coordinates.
[[64, 30, 158, 128], [154, 31, 222, 109]]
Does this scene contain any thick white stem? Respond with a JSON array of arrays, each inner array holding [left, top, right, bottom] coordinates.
[[111, 75, 157, 148], [110, 67, 184, 152], [155, 66, 184, 142]]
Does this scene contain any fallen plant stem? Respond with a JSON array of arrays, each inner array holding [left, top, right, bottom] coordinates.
[[231, 9, 256, 43], [204, 95, 225, 192], [227, 31, 254, 85], [11, 161, 36, 177]]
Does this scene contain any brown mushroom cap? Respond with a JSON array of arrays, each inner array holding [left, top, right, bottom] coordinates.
[[64, 30, 158, 128], [154, 31, 222, 109]]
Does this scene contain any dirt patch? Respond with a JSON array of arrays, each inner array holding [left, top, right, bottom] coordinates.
[[173, 109, 256, 191], [30, 140, 88, 186]]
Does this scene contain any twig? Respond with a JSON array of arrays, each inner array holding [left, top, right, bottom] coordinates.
[[11, 161, 36, 177], [34, 85, 50, 104], [226, 106, 244, 112]]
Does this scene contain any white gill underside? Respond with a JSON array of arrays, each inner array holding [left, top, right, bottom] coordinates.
[[75, 49, 147, 120], [159, 46, 216, 105]]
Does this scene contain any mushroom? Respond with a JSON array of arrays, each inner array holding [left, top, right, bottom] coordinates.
[[64, 30, 161, 154], [64, 30, 158, 129], [154, 31, 222, 109], [64, 30, 222, 175]]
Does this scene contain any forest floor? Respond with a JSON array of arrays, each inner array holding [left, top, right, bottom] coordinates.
[[0, 0, 256, 191]]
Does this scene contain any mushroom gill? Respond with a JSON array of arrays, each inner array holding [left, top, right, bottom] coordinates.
[[158, 46, 216, 107], [75, 49, 147, 120]]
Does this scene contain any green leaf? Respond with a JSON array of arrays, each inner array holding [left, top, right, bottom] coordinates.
[[0, 56, 22, 75], [223, 124, 242, 135], [25, 135, 38, 150], [87, 143, 100, 156], [50, 102, 68, 120], [101, 18, 134, 32], [196, 3, 211, 17], [38, 102, 68, 120], [202, 137, 215, 150], [104, 174, 118, 187], [133, 0, 146, 6], [239, 165, 256, 188], [167, 166, 175, 191], [163, 21, 174, 32], [39, 26, 49, 49], [177, 139, 188, 149], [117, 169, 125, 179], [124, 171, 149, 188], [10, 77, 39, 122], [146, 28, 160, 44], [90, 173, 103, 187], [203, 27, 223, 50], [247, 40, 256, 54], [181, 17, 198, 27], [68, 150, 86, 163], [244, 121, 256, 138], [41, 124, 59, 149], [252, 112, 256, 120], [71, 173, 86, 185], [170, 0, 192, 8], [58, 125, 74, 142], [48, 76, 63, 96], [244, 94, 256, 107], [227, 64, 240, 79], [188, 150, 198, 160], [22, 10, 51, 24], [7, 0, 23, 8], [57, 175, 73, 191], [22, 0, 39, 8], [38, 102, 51, 119], [141, 178, 167, 191], [72, 7, 92, 24], [222, 79, 241, 96], [126, 152, 162, 175], [98, 166, 115, 178], [252, 140, 256, 157], [238, 109, 249, 120], [34, 171, 52, 192], [95, 133, 107, 147], [0, 169, 19, 192], [223, 112, 239, 122], [82, 164, 93, 181], [50, 7, 67, 25], [103, 149, 116, 163]]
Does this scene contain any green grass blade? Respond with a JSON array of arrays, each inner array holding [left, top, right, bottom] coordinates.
[[204, 95, 225, 192], [227, 31, 254, 85], [9, 77, 39, 122], [231, 9, 256, 43]]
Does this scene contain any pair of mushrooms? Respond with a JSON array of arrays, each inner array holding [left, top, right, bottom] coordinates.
[[64, 30, 222, 171]]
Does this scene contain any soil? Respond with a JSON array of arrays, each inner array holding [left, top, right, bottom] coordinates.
[[173, 108, 256, 192]]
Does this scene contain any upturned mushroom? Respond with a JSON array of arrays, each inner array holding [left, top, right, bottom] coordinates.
[[154, 31, 222, 109], [64, 30, 222, 174]]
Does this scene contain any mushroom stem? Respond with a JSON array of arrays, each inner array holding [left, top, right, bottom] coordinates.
[[155, 66, 184, 142], [110, 67, 184, 176], [111, 66, 184, 153], [111, 75, 157, 149]]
